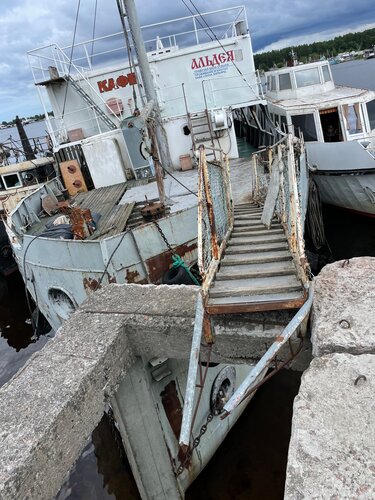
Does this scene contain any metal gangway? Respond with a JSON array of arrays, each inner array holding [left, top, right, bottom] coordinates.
[[179, 134, 313, 451]]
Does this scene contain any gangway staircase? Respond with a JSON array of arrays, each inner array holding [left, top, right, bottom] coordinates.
[[206, 202, 307, 314], [178, 136, 313, 457]]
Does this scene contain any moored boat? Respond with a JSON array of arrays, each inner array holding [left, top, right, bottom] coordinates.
[[264, 60, 375, 216]]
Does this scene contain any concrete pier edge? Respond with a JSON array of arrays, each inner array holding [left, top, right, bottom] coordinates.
[[0, 283, 308, 499], [285, 257, 375, 499]]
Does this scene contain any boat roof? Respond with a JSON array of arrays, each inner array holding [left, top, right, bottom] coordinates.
[[306, 141, 375, 172], [267, 85, 374, 110]]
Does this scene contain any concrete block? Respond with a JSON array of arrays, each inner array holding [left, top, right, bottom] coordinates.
[[311, 257, 375, 357], [0, 311, 134, 500], [285, 353, 375, 500]]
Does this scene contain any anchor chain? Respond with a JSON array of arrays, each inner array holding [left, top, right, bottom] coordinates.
[[176, 411, 214, 477], [152, 220, 176, 255]]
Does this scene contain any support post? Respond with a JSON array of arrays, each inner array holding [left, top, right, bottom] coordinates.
[[122, 0, 173, 172]]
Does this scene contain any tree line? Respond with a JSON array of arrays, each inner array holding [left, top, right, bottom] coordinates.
[[254, 28, 375, 71]]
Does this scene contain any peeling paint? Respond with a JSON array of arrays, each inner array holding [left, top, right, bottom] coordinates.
[[145, 242, 197, 283]]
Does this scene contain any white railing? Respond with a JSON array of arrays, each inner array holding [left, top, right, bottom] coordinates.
[[251, 134, 310, 284], [28, 6, 248, 82]]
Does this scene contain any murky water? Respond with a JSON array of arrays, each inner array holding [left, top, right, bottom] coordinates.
[[0, 272, 49, 388]]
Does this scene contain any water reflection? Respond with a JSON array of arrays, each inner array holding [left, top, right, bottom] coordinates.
[[0, 272, 49, 387]]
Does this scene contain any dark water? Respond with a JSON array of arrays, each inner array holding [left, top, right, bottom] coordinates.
[[331, 58, 375, 91], [0, 272, 49, 388], [57, 371, 301, 500], [322, 204, 375, 261]]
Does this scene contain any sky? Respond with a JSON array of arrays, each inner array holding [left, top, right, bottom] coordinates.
[[0, 0, 374, 122]]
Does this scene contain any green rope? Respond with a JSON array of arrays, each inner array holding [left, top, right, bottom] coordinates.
[[171, 255, 200, 286]]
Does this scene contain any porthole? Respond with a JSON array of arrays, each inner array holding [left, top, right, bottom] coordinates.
[[48, 287, 76, 320]]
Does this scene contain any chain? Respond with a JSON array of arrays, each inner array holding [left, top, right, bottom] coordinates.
[[152, 220, 176, 255], [176, 412, 214, 477]]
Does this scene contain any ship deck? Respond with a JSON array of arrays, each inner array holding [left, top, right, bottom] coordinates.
[[25, 158, 252, 240]]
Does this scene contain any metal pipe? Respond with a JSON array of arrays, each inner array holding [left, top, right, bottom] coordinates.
[[179, 293, 205, 449], [122, 0, 173, 171], [222, 286, 313, 416]]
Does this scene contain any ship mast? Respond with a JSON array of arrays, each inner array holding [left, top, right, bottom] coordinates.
[[118, 0, 172, 204]]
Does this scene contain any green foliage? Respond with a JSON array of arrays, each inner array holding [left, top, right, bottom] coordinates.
[[254, 28, 375, 70]]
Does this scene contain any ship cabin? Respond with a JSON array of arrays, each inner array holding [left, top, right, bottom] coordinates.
[[265, 61, 375, 150], [28, 6, 265, 189]]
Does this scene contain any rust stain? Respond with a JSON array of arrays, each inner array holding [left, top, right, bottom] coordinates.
[[83, 277, 101, 291], [145, 242, 197, 283], [275, 336, 284, 342], [108, 275, 117, 284], [160, 380, 182, 440], [160, 380, 191, 467], [125, 268, 140, 283]]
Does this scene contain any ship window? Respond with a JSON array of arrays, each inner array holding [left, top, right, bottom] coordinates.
[[342, 104, 362, 134], [322, 65, 331, 82], [291, 113, 317, 141], [271, 76, 276, 91], [366, 100, 375, 130], [279, 73, 292, 90], [3, 173, 22, 189], [48, 287, 76, 320], [295, 68, 320, 87]]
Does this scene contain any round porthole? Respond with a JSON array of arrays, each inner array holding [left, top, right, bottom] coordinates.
[[210, 366, 236, 416], [182, 125, 191, 136], [48, 287, 76, 320]]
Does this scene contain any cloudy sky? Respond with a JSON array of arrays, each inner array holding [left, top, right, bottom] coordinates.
[[1, 0, 374, 121]]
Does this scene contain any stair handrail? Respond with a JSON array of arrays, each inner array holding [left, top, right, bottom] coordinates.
[[50, 43, 123, 126], [251, 134, 310, 284]]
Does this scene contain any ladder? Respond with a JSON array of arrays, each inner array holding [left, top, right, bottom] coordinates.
[[187, 110, 217, 161], [64, 75, 118, 131]]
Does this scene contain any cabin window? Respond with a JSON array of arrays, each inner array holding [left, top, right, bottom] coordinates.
[[342, 104, 362, 134], [366, 100, 375, 130], [271, 76, 276, 91], [291, 114, 318, 141], [279, 73, 292, 90], [2, 173, 22, 189], [295, 68, 320, 87], [322, 65, 331, 83]]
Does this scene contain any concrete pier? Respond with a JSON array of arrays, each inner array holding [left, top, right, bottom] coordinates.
[[285, 257, 375, 499], [0, 283, 307, 500]]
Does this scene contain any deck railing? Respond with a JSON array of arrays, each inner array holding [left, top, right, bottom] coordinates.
[[197, 145, 233, 295], [251, 133, 310, 284]]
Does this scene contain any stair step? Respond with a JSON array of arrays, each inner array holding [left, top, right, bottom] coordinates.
[[232, 222, 279, 233], [222, 250, 291, 265], [235, 214, 263, 220], [231, 225, 282, 236], [225, 242, 288, 254], [230, 228, 284, 238], [194, 137, 213, 143], [229, 233, 286, 244], [210, 275, 302, 298], [216, 260, 295, 280], [208, 291, 304, 310]]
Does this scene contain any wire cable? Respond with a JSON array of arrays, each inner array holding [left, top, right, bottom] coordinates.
[[62, 0, 82, 119], [90, 0, 98, 64]]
